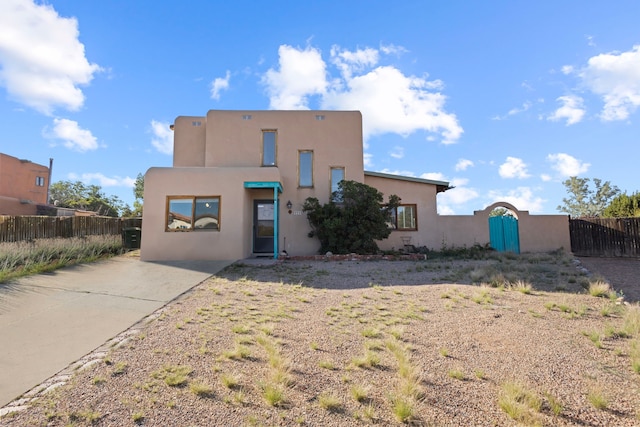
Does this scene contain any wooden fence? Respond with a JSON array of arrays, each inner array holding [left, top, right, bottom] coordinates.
[[0, 216, 142, 243], [569, 217, 640, 257]]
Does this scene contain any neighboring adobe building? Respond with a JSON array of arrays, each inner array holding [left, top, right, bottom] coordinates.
[[0, 153, 51, 215], [141, 109, 570, 261]]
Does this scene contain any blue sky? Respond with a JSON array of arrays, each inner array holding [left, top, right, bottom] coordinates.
[[1, 0, 639, 215]]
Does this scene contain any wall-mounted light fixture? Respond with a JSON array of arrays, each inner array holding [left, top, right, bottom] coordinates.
[[286, 200, 293, 214]]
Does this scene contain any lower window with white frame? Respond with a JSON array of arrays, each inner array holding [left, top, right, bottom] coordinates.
[[389, 204, 417, 230]]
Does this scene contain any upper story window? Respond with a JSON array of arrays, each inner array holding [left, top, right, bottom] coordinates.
[[35, 176, 45, 187], [262, 130, 277, 166], [298, 150, 313, 188], [166, 196, 220, 231], [389, 204, 417, 231], [330, 166, 344, 201]]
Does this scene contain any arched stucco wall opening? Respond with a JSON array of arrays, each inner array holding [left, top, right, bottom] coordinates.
[[484, 202, 521, 253]]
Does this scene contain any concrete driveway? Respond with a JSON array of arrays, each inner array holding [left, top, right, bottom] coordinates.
[[0, 255, 233, 407]]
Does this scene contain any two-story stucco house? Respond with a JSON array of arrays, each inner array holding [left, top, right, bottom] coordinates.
[[141, 110, 452, 261]]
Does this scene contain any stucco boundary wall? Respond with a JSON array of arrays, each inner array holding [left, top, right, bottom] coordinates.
[[435, 202, 571, 253]]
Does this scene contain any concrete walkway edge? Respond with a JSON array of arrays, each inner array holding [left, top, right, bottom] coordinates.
[[0, 256, 234, 411]]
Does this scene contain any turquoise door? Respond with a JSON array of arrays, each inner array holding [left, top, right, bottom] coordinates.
[[489, 216, 520, 253]]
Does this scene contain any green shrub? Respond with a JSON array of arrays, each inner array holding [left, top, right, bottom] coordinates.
[[302, 180, 399, 254]]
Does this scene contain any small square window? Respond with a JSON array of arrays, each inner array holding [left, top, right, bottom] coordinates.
[[191, 121, 202, 126], [315, 115, 325, 121], [242, 115, 252, 120], [35, 176, 45, 186]]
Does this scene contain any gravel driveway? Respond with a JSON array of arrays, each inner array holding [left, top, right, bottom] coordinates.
[[2, 252, 640, 426]]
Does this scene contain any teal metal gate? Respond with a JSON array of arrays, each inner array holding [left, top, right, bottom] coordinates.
[[489, 215, 520, 253]]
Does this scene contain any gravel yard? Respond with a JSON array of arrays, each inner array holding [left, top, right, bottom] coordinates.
[[1, 251, 639, 426]]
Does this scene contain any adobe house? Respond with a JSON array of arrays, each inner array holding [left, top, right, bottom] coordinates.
[[0, 153, 51, 215], [141, 110, 570, 261]]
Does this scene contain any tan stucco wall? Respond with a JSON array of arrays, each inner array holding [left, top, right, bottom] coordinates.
[[363, 174, 443, 251], [141, 167, 281, 261], [434, 213, 490, 249], [517, 214, 571, 252], [434, 202, 571, 253], [173, 116, 206, 167]]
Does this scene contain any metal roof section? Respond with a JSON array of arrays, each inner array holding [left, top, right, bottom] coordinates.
[[364, 170, 451, 193]]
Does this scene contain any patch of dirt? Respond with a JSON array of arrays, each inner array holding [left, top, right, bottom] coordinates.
[[578, 257, 640, 302]]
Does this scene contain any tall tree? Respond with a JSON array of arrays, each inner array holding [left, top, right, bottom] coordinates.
[[132, 173, 144, 216], [602, 192, 640, 217], [489, 207, 515, 217], [302, 180, 400, 254], [49, 180, 125, 217], [557, 177, 620, 217]]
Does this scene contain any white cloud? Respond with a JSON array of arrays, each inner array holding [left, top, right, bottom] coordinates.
[[443, 186, 479, 204], [389, 146, 404, 159], [150, 120, 173, 155], [43, 118, 98, 151], [579, 45, 640, 121], [261, 44, 327, 109], [435, 176, 478, 214], [69, 172, 135, 188], [547, 153, 590, 177], [0, 0, 101, 114], [499, 157, 530, 179], [379, 43, 408, 56], [324, 65, 462, 143], [210, 70, 230, 100], [438, 185, 479, 215], [540, 174, 552, 182], [455, 158, 473, 171], [363, 152, 373, 168], [331, 45, 379, 78], [561, 65, 574, 75], [420, 172, 446, 181], [450, 177, 469, 187], [548, 95, 585, 125], [261, 44, 463, 144], [487, 187, 545, 213], [492, 101, 533, 121], [437, 204, 455, 215], [378, 168, 416, 177]]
